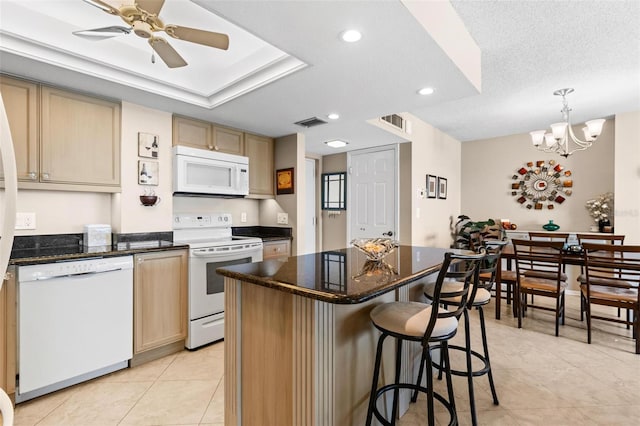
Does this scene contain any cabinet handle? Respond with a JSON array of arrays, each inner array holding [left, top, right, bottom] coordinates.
[[214, 146, 220, 151], [29, 172, 37, 180], [41, 172, 50, 180]]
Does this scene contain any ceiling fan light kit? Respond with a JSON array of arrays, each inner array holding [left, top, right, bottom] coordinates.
[[77, 0, 230, 68], [529, 88, 605, 157]]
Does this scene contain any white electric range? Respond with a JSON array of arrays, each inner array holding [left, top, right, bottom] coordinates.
[[173, 213, 263, 349]]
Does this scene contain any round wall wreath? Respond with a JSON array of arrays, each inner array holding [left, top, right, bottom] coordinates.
[[511, 160, 573, 210]]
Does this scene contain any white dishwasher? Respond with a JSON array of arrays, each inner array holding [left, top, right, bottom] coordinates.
[[16, 256, 133, 403]]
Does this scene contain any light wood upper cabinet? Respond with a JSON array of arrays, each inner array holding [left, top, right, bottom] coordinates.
[[173, 115, 212, 150], [0, 75, 39, 182], [133, 250, 188, 354], [244, 133, 274, 196], [40, 86, 120, 187], [212, 125, 244, 155]]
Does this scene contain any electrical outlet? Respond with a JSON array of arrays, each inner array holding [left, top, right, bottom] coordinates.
[[16, 212, 36, 230], [277, 212, 289, 225], [241, 212, 247, 223]]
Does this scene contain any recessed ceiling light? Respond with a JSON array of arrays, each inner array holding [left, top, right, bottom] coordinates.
[[341, 30, 362, 43], [418, 87, 435, 95], [327, 113, 340, 120], [325, 140, 348, 148]]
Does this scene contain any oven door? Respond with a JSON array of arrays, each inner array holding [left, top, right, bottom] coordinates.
[[188, 246, 261, 320]]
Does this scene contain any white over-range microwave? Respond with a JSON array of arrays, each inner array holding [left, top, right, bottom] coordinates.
[[173, 146, 249, 196]]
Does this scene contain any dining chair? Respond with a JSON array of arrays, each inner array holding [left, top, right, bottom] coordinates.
[[365, 251, 485, 426], [512, 239, 567, 336], [576, 234, 627, 323], [581, 242, 640, 354]]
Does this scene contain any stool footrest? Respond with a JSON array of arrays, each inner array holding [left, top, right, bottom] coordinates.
[[444, 344, 491, 377], [372, 383, 456, 426]]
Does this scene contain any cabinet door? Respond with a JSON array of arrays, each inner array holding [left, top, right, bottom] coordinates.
[[173, 116, 212, 150], [0, 75, 38, 182], [41, 87, 120, 186], [134, 250, 188, 354], [213, 125, 244, 155], [263, 240, 291, 260], [244, 133, 274, 195]]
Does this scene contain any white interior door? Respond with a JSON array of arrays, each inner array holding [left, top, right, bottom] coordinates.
[[348, 147, 397, 242], [304, 158, 317, 254]]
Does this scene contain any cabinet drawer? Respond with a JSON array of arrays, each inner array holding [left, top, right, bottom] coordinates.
[[263, 241, 291, 259]]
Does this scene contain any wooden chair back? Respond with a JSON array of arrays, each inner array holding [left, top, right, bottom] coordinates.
[[512, 239, 565, 282], [528, 232, 570, 243], [577, 234, 625, 245], [582, 243, 640, 289]]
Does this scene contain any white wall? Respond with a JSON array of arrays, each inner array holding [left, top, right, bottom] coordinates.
[[406, 113, 462, 248], [461, 119, 615, 233], [614, 111, 640, 243]]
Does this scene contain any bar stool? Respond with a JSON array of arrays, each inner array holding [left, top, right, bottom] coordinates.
[[419, 242, 504, 426], [365, 251, 484, 426]]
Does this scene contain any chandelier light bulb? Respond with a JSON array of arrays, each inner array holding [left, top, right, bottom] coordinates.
[[585, 118, 605, 138], [530, 130, 545, 146], [550, 122, 567, 140], [544, 133, 556, 147], [582, 127, 594, 142]]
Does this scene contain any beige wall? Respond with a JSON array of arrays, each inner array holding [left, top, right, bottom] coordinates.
[[406, 113, 462, 248], [461, 119, 615, 233], [266, 133, 305, 255], [115, 102, 173, 233], [614, 111, 640, 243], [321, 152, 348, 251]]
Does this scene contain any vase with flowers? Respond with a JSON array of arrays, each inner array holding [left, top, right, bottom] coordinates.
[[585, 192, 614, 232]]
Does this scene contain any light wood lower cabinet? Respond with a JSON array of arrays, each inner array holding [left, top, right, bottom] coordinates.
[[263, 239, 291, 260], [0, 269, 16, 401], [133, 250, 188, 360]]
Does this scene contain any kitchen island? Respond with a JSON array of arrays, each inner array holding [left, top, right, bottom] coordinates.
[[217, 245, 461, 426]]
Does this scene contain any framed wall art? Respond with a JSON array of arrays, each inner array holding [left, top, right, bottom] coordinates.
[[138, 160, 159, 185], [138, 132, 159, 158], [276, 167, 295, 195], [426, 174, 437, 198], [437, 177, 447, 199]]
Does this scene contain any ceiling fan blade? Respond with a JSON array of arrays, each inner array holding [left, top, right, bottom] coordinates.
[[165, 25, 229, 50], [136, 0, 165, 16], [73, 26, 132, 39], [82, 0, 121, 16], [148, 37, 187, 68]]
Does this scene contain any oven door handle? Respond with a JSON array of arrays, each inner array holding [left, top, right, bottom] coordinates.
[[192, 245, 262, 257]]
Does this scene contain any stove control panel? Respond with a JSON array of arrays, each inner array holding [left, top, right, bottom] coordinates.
[[173, 213, 232, 229]]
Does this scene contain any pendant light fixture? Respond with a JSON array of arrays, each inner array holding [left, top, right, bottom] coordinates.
[[530, 88, 605, 158]]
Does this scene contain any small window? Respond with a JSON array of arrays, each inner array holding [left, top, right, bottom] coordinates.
[[321, 172, 347, 210]]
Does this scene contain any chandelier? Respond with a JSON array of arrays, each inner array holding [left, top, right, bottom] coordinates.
[[529, 88, 605, 158]]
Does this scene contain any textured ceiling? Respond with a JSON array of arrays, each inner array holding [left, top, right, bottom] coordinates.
[[1, 0, 638, 156]]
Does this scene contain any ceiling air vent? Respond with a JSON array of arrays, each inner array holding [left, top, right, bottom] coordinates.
[[380, 114, 405, 131], [294, 117, 328, 128]]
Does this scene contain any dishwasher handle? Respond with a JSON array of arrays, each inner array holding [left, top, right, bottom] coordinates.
[[31, 267, 126, 281]]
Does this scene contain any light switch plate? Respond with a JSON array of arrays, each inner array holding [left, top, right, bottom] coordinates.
[[277, 212, 289, 225], [241, 212, 247, 223], [16, 212, 36, 230]]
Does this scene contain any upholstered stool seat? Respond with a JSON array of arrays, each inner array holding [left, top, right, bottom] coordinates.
[[370, 302, 457, 338]]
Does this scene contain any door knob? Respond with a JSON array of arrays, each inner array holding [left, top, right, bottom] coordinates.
[[383, 231, 393, 237]]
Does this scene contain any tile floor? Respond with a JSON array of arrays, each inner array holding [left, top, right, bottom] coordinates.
[[8, 293, 640, 425]]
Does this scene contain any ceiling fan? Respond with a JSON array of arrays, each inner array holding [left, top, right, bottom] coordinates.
[[74, 0, 229, 68]]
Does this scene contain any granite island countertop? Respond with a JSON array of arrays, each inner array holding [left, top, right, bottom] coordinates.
[[217, 245, 468, 304]]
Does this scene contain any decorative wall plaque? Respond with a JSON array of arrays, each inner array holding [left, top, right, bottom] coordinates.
[[511, 159, 573, 209]]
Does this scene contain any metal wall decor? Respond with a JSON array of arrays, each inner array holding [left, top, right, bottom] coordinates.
[[511, 160, 573, 210]]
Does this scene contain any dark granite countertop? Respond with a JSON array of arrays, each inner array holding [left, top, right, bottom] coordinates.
[[9, 232, 188, 266], [232, 226, 292, 242], [217, 245, 467, 304]]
